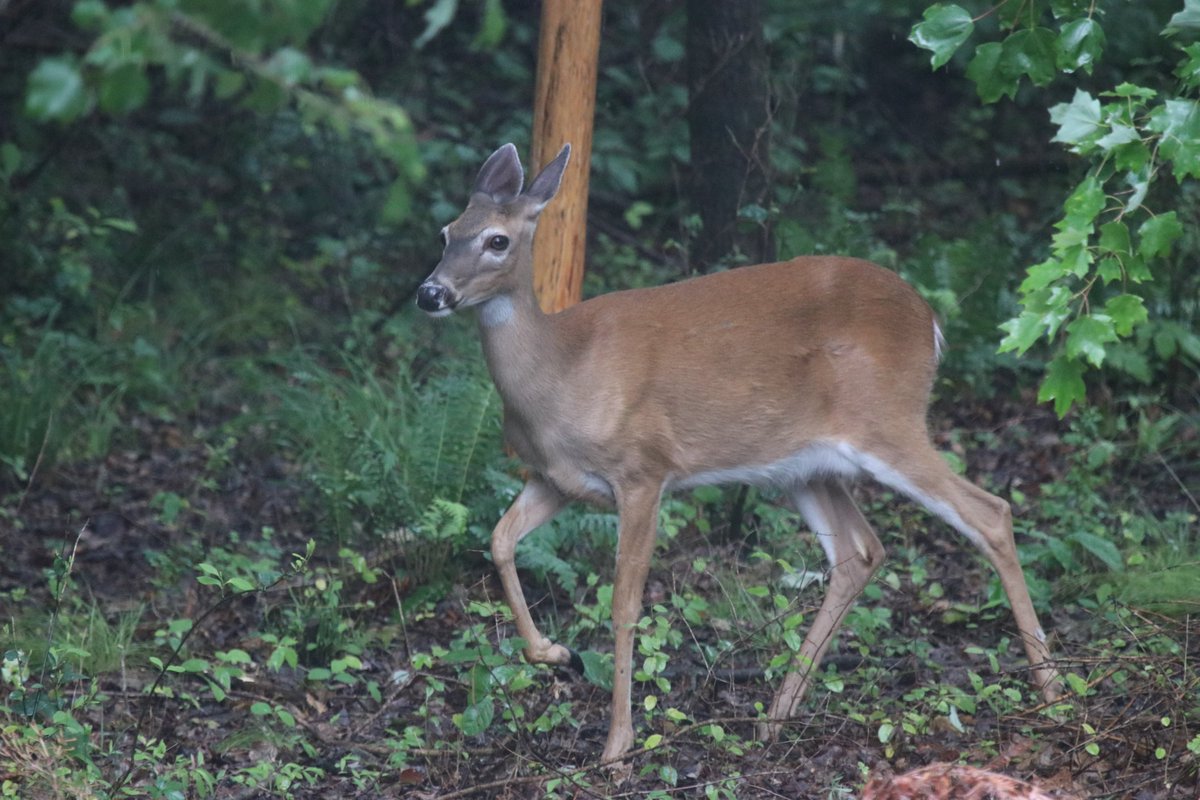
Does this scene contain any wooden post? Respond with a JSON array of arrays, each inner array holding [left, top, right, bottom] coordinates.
[[530, 0, 603, 314]]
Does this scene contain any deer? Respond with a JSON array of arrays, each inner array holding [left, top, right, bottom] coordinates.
[[416, 142, 1062, 762]]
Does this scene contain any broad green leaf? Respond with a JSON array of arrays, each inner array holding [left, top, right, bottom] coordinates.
[[71, 0, 110, 31], [1165, 0, 1200, 34], [1104, 294, 1148, 336], [999, 310, 1047, 354], [1106, 344, 1151, 382], [453, 697, 494, 736], [579, 650, 613, 690], [966, 42, 1018, 103], [1147, 99, 1200, 179], [1066, 314, 1117, 367], [1038, 355, 1087, 417], [1097, 221, 1130, 255], [1095, 123, 1138, 152], [415, 0, 459, 49], [1123, 167, 1150, 211], [1018, 258, 1066, 294], [472, 0, 507, 50], [909, 4, 975, 69], [1003, 28, 1058, 86], [1177, 43, 1200, 89], [99, 63, 149, 115], [1050, 90, 1102, 146], [1061, 175, 1105, 227], [1138, 212, 1183, 259], [25, 58, 89, 122], [1071, 531, 1123, 572], [1057, 18, 1105, 74], [1109, 82, 1156, 100], [264, 48, 312, 87]]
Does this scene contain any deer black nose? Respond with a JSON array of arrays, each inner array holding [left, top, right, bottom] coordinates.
[[416, 282, 451, 312]]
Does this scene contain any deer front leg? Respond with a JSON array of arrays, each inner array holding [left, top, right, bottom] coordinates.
[[602, 485, 662, 762], [491, 479, 572, 666]]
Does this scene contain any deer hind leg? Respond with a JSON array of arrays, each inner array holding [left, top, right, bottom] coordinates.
[[491, 478, 573, 667], [859, 442, 1062, 702], [758, 478, 885, 741]]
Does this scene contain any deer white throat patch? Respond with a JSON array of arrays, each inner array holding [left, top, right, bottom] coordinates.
[[479, 295, 514, 328]]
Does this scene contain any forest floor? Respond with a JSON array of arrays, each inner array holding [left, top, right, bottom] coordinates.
[[2, 399, 1197, 799]]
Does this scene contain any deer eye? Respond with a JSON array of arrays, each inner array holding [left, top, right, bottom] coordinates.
[[487, 235, 510, 252], [438, 229, 448, 246]]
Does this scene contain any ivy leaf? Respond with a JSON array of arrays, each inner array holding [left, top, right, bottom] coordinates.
[[1050, 90, 1103, 147], [1138, 212, 1183, 259], [1057, 18, 1106, 74], [1066, 314, 1118, 367], [966, 42, 1018, 103], [1038, 355, 1087, 417], [1104, 294, 1148, 336], [25, 57, 90, 122], [909, 4, 975, 69]]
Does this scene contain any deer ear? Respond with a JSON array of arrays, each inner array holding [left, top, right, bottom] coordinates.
[[524, 144, 571, 212], [474, 143, 524, 201]]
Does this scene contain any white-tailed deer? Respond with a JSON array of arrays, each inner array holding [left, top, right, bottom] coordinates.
[[417, 143, 1061, 761]]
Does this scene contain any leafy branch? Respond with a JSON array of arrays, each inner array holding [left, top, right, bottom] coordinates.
[[910, 1, 1200, 414]]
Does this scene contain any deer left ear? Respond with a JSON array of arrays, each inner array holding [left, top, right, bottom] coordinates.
[[524, 144, 571, 212], [474, 143, 525, 201]]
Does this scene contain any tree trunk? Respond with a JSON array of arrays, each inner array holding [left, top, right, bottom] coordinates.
[[530, 0, 603, 313], [686, 0, 772, 272]]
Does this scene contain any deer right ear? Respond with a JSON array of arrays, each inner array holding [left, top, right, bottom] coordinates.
[[524, 144, 571, 212], [474, 143, 525, 201]]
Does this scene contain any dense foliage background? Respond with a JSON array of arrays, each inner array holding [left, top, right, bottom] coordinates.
[[1, 1, 1197, 797]]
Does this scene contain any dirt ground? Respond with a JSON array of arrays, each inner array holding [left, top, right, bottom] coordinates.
[[2, 405, 1197, 799]]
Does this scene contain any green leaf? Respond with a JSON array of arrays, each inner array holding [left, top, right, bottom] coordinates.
[[966, 42, 1018, 103], [1003, 28, 1058, 86], [1165, 0, 1200, 34], [1066, 314, 1117, 367], [578, 650, 613, 690], [1097, 221, 1130, 255], [264, 48, 312, 87], [999, 310, 1047, 354], [453, 697, 494, 736], [909, 4, 975, 69], [415, 0, 459, 49], [1018, 258, 1066, 294], [1039, 355, 1087, 416], [1061, 174, 1105, 227], [99, 63, 149, 115], [1138, 212, 1183, 259], [25, 58, 90, 122], [1104, 294, 1147, 336], [472, 0, 507, 50], [1147, 99, 1200, 179], [1071, 531, 1123, 571], [1050, 90, 1102, 147], [1057, 18, 1105, 74], [71, 0, 110, 31]]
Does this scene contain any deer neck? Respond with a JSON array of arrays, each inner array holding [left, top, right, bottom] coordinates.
[[476, 282, 566, 412]]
